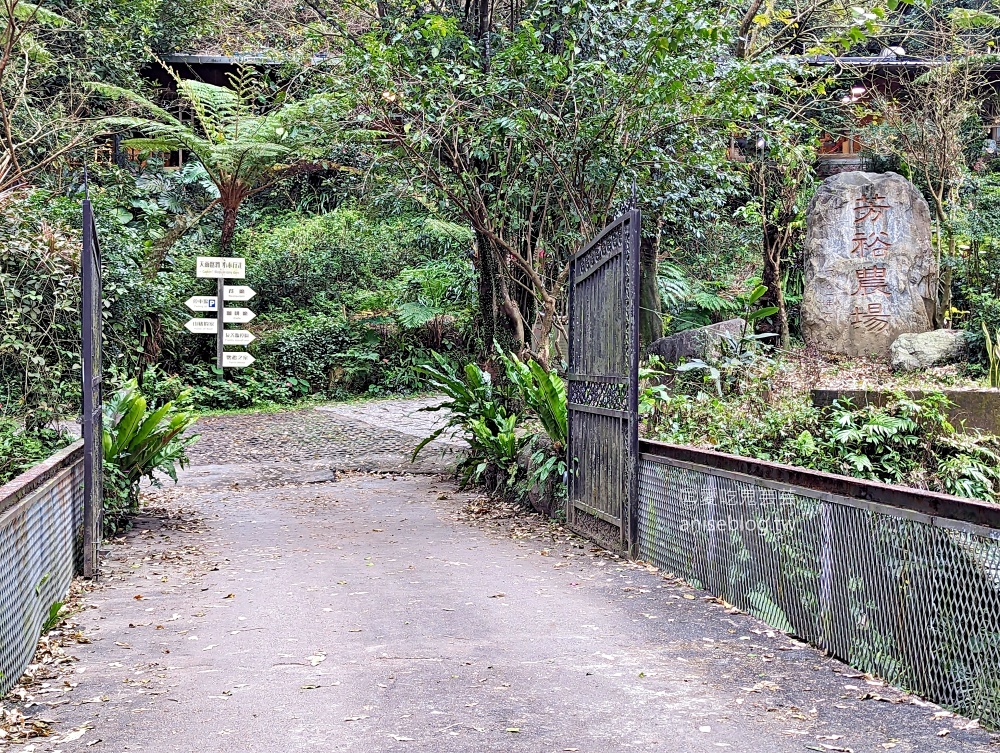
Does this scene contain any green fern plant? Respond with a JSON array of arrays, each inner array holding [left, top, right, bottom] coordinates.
[[984, 322, 1000, 388], [102, 380, 199, 531], [89, 68, 344, 253], [395, 262, 471, 348], [495, 345, 567, 450], [411, 352, 510, 461]]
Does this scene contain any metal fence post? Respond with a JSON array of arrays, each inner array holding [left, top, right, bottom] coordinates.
[[81, 196, 103, 578]]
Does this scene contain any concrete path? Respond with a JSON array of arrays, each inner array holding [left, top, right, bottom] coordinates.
[[12, 400, 997, 752]]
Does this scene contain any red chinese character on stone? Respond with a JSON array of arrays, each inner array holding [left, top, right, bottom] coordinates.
[[850, 302, 890, 332], [854, 193, 890, 224], [852, 265, 890, 296], [851, 231, 892, 258]]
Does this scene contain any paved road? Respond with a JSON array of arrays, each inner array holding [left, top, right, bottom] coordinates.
[[18, 400, 997, 752]]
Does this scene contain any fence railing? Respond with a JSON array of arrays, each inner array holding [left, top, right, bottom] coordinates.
[[0, 442, 85, 697], [637, 439, 1000, 728]]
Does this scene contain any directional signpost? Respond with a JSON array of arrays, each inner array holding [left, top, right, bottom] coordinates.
[[185, 296, 218, 312], [223, 330, 255, 346], [185, 318, 218, 334], [189, 256, 255, 368], [223, 308, 256, 323], [223, 352, 255, 368], [224, 285, 256, 302]]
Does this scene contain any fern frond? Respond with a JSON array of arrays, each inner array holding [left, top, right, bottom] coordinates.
[[86, 84, 185, 129]]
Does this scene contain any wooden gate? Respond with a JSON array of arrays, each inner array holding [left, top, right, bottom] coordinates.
[[566, 209, 640, 554]]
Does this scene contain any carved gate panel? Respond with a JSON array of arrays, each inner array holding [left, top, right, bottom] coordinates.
[[566, 210, 640, 554]]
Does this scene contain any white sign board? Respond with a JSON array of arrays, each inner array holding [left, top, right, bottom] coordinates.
[[223, 308, 256, 323], [196, 256, 245, 279], [223, 352, 255, 368], [185, 296, 218, 312], [223, 330, 256, 345], [184, 318, 218, 334], [225, 285, 256, 302]]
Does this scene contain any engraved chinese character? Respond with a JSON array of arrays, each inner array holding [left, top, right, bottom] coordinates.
[[851, 231, 892, 258], [852, 265, 890, 296], [854, 193, 890, 224], [850, 302, 890, 332]]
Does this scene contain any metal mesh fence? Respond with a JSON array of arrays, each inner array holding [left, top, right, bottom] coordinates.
[[0, 443, 85, 697], [638, 454, 1000, 727]]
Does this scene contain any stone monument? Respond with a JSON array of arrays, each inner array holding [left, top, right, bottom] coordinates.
[[801, 171, 937, 356]]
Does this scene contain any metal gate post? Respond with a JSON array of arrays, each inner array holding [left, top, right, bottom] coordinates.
[[626, 210, 641, 556], [81, 196, 103, 578]]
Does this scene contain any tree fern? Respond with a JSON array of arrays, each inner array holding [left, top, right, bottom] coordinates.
[[89, 69, 346, 253]]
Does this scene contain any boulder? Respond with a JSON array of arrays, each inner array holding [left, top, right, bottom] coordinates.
[[890, 329, 968, 371], [801, 171, 937, 356], [517, 432, 560, 518], [647, 318, 747, 364]]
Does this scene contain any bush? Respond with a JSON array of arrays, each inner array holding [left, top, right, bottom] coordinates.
[[0, 194, 81, 424], [102, 380, 198, 532], [413, 349, 569, 502], [0, 420, 71, 485], [412, 352, 523, 489], [233, 209, 474, 316], [645, 381, 1000, 504]]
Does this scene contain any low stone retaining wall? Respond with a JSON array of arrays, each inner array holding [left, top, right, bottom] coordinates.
[[0, 441, 85, 696], [811, 388, 1000, 435]]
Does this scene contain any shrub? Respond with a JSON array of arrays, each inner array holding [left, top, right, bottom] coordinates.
[[645, 382, 1000, 504], [257, 314, 364, 391], [233, 210, 473, 316], [102, 380, 198, 532], [0, 420, 71, 485], [0, 194, 81, 424], [495, 346, 567, 450], [412, 352, 524, 490]]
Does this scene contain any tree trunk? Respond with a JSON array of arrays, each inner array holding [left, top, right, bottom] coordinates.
[[941, 234, 956, 327], [219, 203, 239, 255], [474, 231, 524, 357], [639, 234, 662, 348], [761, 226, 790, 347]]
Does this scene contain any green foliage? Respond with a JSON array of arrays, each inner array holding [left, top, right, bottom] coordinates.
[[674, 285, 778, 396], [0, 194, 81, 426], [395, 259, 475, 347], [646, 382, 1000, 503], [984, 322, 1000, 388], [41, 600, 65, 633], [102, 379, 198, 532], [935, 432, 1000, 500], [412, 347, 569, 503], [822, 396, 935, 483], [93, 74, 339, 200], [412, 352, 524, 488], [495, 346, 567, 450], [334, 0, 745, 358], [0, 420, 70, 485]]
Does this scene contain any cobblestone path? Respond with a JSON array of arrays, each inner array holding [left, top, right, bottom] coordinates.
[[15, 398, 996, 752]]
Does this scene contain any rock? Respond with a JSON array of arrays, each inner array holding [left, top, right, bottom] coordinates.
[[801, 171, 937, 356], [646, 318, 747, 363], [890, 329, 968, 371], [517, 432, 560, 518]]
